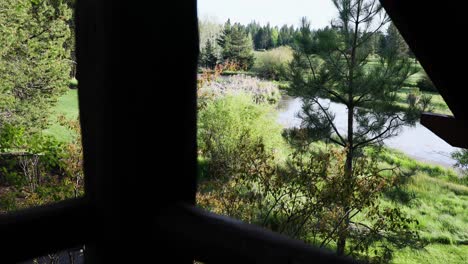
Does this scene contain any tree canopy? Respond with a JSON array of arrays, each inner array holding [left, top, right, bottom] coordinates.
[[217, 20, 255, 70], [0, 0, 73, 133]]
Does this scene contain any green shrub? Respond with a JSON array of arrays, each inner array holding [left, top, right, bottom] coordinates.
[[451, 149, 468, 176], [197, 93, 285, 179], [253, 46, 293, 80]]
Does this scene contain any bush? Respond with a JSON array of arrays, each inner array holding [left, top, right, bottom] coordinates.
[[451, 149, 468, 176], [0, 122, 84, 212], [417, 74, 438, 92], [253, 46, 293, 81], [197, 93, 285, 180]]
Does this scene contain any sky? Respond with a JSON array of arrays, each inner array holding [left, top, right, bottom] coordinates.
[[197, 0, 337, 29]]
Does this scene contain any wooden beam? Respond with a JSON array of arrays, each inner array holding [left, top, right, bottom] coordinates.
[[157, 203, 357, 264], [381, 0, 468, 120], [0, 198, 91, 263], [420, 112, 468, 149]]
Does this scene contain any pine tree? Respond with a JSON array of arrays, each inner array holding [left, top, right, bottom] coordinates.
[[289, 0, 428, 256], [216, 19, 232, 48], [201, 39, 218, 69], [217, 22, 254, 70], [378, 22, 410, 59], [0, 0, 73, 132]]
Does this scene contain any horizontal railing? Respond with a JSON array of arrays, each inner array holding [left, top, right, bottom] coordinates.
[[157, 203, 358, 264]]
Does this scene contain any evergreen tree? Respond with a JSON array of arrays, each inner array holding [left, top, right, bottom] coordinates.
[[279, 25, 292, 46], [218, 23, 255, 69], [385, 22, 410, 58], [254, 28, 268, 50], [0, 0, 73, 132], [201, 39, 218, 69], [246, 21, 261, 49], [289, 0, 428, 257], [217, 19, 232, 48]]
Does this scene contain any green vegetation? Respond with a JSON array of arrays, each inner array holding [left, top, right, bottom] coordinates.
[[395, 87, 451, 115], [380, 150, 468, 263], [196, 88, 467, 263], [43, 89, 79, 142], [253, 46, 293, 80], [217, 19, 255, 70], [0, 0, 83, 217], [288, 0, 431, 256], [0, 0, 464, 263], [0, 0, 73, 132], [197, 93, 287, 181], [452, 149, 468, 176], [393, 244, 467, 264], [196, 1, 463, 262]]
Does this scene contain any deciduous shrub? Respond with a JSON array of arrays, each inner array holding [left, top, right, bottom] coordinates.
[[197, 93, 285, 180], [253, 46, 293, 80], [452, 149, 468, 177], [0, 119, 83, 212]]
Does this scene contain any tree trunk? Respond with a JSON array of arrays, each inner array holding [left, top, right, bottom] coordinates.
[[336, 107, 354, 256], [336, 0, 361, 255]]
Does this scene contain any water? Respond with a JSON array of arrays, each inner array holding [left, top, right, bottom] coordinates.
[[277, 95, 460, 167]]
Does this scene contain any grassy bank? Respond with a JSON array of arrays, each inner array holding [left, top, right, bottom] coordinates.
[[377, 149, 468, 263], [395, 87, 451, 115]]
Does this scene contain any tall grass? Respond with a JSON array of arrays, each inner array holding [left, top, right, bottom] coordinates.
[[378, 148, 465, 185]]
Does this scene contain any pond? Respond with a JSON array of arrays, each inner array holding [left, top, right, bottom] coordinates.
[[277, 95, 460, 168]]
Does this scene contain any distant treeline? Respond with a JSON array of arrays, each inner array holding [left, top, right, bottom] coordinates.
[[199, 17, 416, 72]]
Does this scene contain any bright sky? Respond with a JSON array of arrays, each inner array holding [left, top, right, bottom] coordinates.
[[197, 0, 337, 29]]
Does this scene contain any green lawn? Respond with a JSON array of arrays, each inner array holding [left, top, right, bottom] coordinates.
[[43, 89, 79, 142]]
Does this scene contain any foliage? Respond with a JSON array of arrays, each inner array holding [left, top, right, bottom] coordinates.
[[198, 138, 422, 263], [197, 94, 285, 180], [288, 0, 429, 256], [217, 20, 255, 70], [253, 46, 293, 80], [0, 0, 73, 133], [247, 22, 297, 50], [378, 22, 410, 59], [451, 149, 468, 176], [199, 39, 218, 69], [0, 118, 83, 213], [198, 16, 223, 57], [197, 134, 278, 221]]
